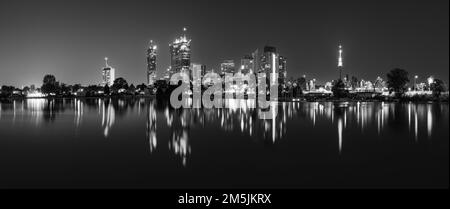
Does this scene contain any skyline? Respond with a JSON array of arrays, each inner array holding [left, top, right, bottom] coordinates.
[[0, 0, 448, 87]]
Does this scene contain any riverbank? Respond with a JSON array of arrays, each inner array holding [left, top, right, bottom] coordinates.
[[1, 94, 448, 104]]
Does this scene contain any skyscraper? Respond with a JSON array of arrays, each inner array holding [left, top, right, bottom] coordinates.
[[146, 40, 157, 86], [240, 55, 253, 75], [191, 63, 203, 86], [251, 49, 260, 74], [220, 60, 235, 76], [201, 64, 207, 78], [101, 57, 115, 86], [338, 44, 343, 80], [170, 28, 191, 80], [278, 56, 287, 84], [261, 46, 279, 84]]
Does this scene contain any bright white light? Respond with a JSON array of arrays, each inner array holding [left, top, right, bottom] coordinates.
[[272, 53, 276, 84], [27, 92, 45, 98], [427, 77, 434, 85]]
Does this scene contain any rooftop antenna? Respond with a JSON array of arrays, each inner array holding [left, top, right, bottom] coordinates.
[[182, 27, 187, 39], [105, 57, 109, 67]]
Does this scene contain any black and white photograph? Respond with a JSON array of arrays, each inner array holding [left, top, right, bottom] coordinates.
[[0, 0, 448, 207]]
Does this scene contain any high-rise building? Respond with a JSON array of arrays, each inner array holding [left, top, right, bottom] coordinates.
[[278, 56, 287, 84], [220, 60, 235, 76], [338, 44, 343, 80], [251, 49, 260, 74], [163, 66, 171, 81], [261, 46, 279, 84], [201, 64, 207, 77], [170, 28, 191, 79], [101, 57, 115, 86], [240, 55, 253, 75], [146, 40, 157, 86]]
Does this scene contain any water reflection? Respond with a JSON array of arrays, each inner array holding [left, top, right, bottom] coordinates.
[[101, 99, 115, 138], [0, 99, 447, 166], [147, 100, 157, 153]]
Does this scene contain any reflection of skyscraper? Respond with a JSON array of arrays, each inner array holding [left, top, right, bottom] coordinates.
[[147, 100, 157, 153], [102, 99, 115, 138], [170, 28, 191, 79], [167, 109, 191, 166], [146, 40, 157, 86], [101, 57, 115, 86]]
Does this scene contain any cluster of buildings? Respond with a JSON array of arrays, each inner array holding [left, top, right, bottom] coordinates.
[[100, 28, 289, 90], [94, 28, 441, 98]]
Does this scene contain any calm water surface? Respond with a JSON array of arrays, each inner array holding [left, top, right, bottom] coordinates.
[[0, 98, 448, 188]]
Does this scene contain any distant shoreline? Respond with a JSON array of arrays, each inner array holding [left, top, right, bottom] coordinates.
[[1, 95, 448, 103]]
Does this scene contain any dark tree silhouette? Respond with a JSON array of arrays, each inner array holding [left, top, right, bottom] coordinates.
[[103, 84, 110, 95], [430, 79, 446, 98], [41, 74, 59, 94], [1, 85, 15, 97], [332, 79, 347, 98], [129, 84, 136, 94], [386, 68, 409, 96], [297, 77, 307, 90], [112, 77, 128, 92], [351, 76, 359, 89], [136, 83, 147, 91]]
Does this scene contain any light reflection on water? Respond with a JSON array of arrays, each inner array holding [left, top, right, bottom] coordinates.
[[0, 99, 447, 167], [0, 98, 448, 188]]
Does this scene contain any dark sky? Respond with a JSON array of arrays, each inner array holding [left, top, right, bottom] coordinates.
[[0, 0, 448, 87]]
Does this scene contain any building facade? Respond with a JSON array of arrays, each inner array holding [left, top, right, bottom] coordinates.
[[338, 45, 343, 80], [191, 63, 204, 86], [261, 46, 279, 84], [147, 40, 157, 86], [102, 57, 115, 86], [251, 49, 260, 74], [220, 60, 235, 76], [240, 55, 253, 75], [170, 28, 191, 80], [278, 56, 287, 84]]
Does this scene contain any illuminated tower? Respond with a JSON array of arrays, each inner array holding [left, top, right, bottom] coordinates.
[[146, 40, 157, 86], [338, 44, 343, 80], [278, 56, 287, 84], [261, 46, 279, 84], [169, 27, 191, 80], [101, 57, 115, 86]]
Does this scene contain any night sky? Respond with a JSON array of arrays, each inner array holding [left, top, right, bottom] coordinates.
[[0, 0, 448, 87]]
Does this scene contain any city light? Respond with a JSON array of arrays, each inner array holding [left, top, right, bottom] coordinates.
[[26, 92, 45, 98], [427, 76, 434, 85]]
